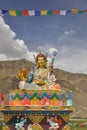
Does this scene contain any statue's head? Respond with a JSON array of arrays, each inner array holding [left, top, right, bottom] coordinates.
[[35, 52, 47, 69]]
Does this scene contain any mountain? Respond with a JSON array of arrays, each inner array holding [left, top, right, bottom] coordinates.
[[0, 59, 87, 117]]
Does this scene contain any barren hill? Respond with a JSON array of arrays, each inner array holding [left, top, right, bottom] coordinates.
[[0, 59, 87, 117]]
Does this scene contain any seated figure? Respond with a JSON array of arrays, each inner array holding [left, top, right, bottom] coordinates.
[[18, 51, 61, 90]]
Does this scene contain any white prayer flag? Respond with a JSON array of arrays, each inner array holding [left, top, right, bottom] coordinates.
[[28, 10, 35, 16], [60, 10, 66, 15]]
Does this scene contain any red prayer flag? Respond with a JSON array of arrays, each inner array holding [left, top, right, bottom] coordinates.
[[85, 10, 87, 12], [22, 10, 29, 16], [54, 10, 60, 15]]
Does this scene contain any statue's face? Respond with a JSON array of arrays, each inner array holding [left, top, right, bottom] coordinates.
[[37, 57, 45, 68]]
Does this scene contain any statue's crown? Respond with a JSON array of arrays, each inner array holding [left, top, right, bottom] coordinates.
[[36, 52, 46, 60], [35, 49, 47, 61]]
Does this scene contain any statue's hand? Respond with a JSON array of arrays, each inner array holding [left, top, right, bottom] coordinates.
[[17, 69, 28, 81], [17, 72, 24, 81], [35, 79, 46, 86]]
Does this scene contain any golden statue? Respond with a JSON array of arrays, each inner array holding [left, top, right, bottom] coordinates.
[[18, 51, 61, 90]]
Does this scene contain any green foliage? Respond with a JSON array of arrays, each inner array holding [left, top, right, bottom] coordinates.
[[71, 126, 87, 130], [70, 120, 87, 130]]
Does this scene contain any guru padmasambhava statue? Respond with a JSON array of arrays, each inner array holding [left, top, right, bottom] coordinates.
[[18, 51, 61, 90]]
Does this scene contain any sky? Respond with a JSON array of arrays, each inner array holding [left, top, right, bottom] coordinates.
[[0, 0, 87, 74]]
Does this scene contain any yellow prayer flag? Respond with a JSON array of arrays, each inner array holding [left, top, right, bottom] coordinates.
[[71, 9, 78, 13], [9, 10, 16, 16], [41, 10, 47, 15]]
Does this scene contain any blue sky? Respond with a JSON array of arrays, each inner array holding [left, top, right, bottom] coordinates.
[[0, 0, 87, 74]]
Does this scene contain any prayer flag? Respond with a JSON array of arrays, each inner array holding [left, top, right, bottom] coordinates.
[[78, 10, 84, 14], [0, 10, 8, 16], [22, 10, 29, 16], [9, 10, 16, 16], [54, 10, 60, 15], [66, 10, 71, 14], [60, 10, 66, 15], [16, 10, 22, 16], [2, 10, 8, 14], [47, 10, 53, 15], [41, 10, 47, 15], [71, 9, 78, 13], [35, 11, 40, 16], [28, 10, 35, 16], [85, 10, 87, 12]]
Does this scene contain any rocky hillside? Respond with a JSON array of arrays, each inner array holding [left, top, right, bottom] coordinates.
[[0, 59, 87, 117]]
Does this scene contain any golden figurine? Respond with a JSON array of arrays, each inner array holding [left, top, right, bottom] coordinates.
[[18, 50, 61, 90]]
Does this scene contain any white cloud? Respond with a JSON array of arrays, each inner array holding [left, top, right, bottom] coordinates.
[[64, 30, 74, 35], [54, 46, 87, 74], [59, 29, 75, 42], [0, 17, 35, 62]]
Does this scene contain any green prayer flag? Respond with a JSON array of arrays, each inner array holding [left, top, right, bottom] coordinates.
[[16, 10, 22, 16], [47, 10, 53, 15], [78, 10, 84, 14]]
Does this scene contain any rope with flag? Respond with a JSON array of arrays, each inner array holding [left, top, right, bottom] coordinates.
[[0, 9, 87, 16]]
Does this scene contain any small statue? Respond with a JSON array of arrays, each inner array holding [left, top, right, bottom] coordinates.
[[47, 116, 60, 130], [15, 117, 27, 130]]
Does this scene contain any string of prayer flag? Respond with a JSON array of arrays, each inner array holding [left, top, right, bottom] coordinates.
[[0, 9, 87, 16]]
